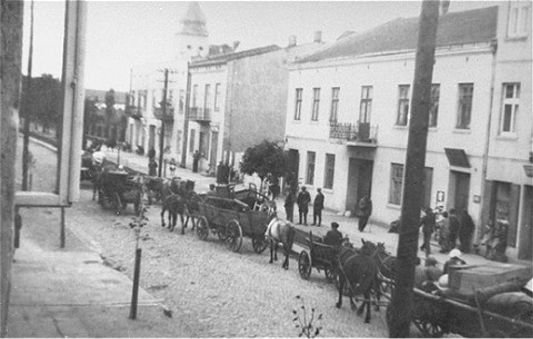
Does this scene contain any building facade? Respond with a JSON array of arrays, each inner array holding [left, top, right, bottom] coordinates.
[[284, 5, 530, 249], [483, 1, 532, 260]]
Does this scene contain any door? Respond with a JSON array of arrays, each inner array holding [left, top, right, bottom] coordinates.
[[346, 158, 359, 213], [148, 125, 156, 151], [287, 149, 300, 190], [451, 171, 470, 211], [210, 131, 218, 167], [518, 185, 532, 260]]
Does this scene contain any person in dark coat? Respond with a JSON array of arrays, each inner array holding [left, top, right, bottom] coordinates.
[[147, 148, 156, 160], [192, 150, 200, 173], [459, 209, 475, 253], [312, 188, 324, 226], [297, 186, 311, 225], [323, 222, 343, 247], [448, 208, 460, 249], [284, 190, 296, 222], [357, 195, 373, 232], [438, 211, 452, 253], [148, 158, 158, 176], [419, 207, 436, 257]]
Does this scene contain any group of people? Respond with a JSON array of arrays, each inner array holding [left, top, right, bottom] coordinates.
[[418, 206, 475, 257], [283, 186, 324, 226]]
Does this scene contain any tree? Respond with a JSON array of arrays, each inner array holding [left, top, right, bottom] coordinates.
[[21, 74, 61, 134], [104, 88, 115, 139], [82, 97, 98, 149], [240, 140, 287, 181]]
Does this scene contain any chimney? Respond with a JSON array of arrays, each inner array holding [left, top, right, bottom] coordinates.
[[288, 35, 297, 47], [313, 31, 322, 43]]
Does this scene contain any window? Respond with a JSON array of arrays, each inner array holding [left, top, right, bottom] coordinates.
[[359, 86, 373, 123], [389, 163, 404, 205], [294, 88, 303, 120], [192, 84, 198, 108], [324, 154, 335, 189], [500, 83, 520, 134], [306, 151, 316, 185], [508, 1, 530, 38], [429, 84, 440, 127], [330, 87, 340, 122], [311, 88, 321, 121], [396, 85, 410, 126], [189, 129, 196, 153], [214, 83, 221, 111], [204, 84, 211, 111], [456, 83, 474, 129]]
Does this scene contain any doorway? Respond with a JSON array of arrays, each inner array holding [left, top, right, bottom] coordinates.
[[148, 125, 156, 151], [346, 158, 373, 213], [287, 149, 300, 191], [449, 171, 470, 211], [518, 185, 533, 260], [210, 131, 218, 167]]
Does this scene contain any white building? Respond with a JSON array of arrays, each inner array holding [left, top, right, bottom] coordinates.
[[285, 6, 501, 235]]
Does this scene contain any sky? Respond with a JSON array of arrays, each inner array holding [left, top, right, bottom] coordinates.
[[22, 0, 497, 92]]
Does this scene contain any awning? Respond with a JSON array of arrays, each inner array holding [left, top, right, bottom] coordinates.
[[444, 148, 470, 168]]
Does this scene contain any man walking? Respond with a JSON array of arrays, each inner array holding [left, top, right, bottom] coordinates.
[[448, 208, 460, 249], [419, 207, 436, 257], [459, 209, 475, 253], [357, 195, 372, 232], [284, 189, 296, 222], [297, 186, 311, 225], [312, 188, 324, 226]]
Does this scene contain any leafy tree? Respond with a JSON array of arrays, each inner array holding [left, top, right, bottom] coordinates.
[[104, 88, 115, 139], [82, 97, 98, 149], [240, 140, 287, 181], [21, 74, 61, 134]]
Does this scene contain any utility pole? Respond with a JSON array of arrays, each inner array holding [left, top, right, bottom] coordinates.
[[158, 68, 169, 178], [22, 0, 35, 191], [387, 0, 441, 337], [180, 62, 192, 168]]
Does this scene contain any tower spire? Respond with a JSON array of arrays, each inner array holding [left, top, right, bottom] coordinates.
[[179, 2, 208, 37]]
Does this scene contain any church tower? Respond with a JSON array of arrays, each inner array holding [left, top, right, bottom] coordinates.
[[176, 2, 209, 60]]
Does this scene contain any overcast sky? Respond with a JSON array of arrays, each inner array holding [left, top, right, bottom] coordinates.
[[22, 0, 496, 92]]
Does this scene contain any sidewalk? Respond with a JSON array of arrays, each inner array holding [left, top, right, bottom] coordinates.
[[8, 232, 189, 337]]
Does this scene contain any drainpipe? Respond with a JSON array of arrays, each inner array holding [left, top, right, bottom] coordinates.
[[478, 39, 498, 243], [180, 62, 192, 168]]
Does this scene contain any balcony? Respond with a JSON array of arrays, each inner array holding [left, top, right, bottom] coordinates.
[[189, 107, 211, 124], [125, 105, 143, 120], [153, 104, 175, 122], [329, 121, 378, 146]]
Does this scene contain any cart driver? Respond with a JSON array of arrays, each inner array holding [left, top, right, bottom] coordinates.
[[323, 222, 343, 247]]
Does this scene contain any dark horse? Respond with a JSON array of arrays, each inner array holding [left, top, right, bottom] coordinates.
[[336, 241, 380, 323], [265, 216, 295, 270], [160, 194, 188, 233]]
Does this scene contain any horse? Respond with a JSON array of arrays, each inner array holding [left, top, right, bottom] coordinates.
[[265, 216, 295, 270], [160, 194, 188, 233], [335, 241, 380, 324]]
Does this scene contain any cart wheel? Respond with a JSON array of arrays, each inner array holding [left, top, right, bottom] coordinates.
[[225, 220, 243, 253], [196, 216, 209, 241], [298, 251, 311, 279], [413, 319, 444, 338], [113, 192, 122, 216], [217, 227, 227, 241], [325, 267, 337, 283], [252, 236, 268, 254]]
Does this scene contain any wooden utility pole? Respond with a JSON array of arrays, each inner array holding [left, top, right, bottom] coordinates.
[[22, 0, 34, 191], [387, 0, 440, 337], [1, 0, 24, 335], [158, 68, 169, 177], [180, 63, 192, 168]]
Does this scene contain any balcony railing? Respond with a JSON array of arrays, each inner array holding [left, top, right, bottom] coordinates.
[[153, 105, 175, 122], [329, 121, 378, 144], [189, 107, 211, 123], [125, 105, 143, 120]]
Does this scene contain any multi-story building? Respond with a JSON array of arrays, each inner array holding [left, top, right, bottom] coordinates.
[[483, 1, 532, 260], [183, 33, 326, 173], [126, 2, 210, 158], [286, 2, 532, 260]]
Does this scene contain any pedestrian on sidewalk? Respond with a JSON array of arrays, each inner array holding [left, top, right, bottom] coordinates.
[[312, 188, 324, 226], [297, 186, 311, 225], [419, 207, 436, 257], [148, 158, 158, 176], [147, 148, 156, 160], [459, 209, 475, 253], [438, 211, 452, 253], [284, 189, 296, 222], [168, 158, 177, 178], [448, 208, 460, 250], [357, 195, 372, 232], [323, 222, 343, 246], [192, 150, 200, 173]]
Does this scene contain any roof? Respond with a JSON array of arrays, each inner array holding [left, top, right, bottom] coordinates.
[[179, 2, 208, 37], [190, 45, 281, 68], [299, 6, 498, 63]]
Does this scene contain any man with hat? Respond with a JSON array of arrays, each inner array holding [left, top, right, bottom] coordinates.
[[323, 222, 343, 247]]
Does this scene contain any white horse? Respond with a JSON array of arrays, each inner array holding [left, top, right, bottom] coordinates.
[[265, 217, 295, 270]]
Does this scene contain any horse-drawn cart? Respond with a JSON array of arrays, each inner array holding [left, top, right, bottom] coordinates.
[[97, 169, 142, 216], [296, 230, 340, 282], [195, 195, 274, 253]]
